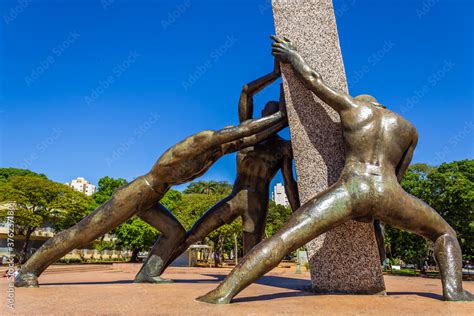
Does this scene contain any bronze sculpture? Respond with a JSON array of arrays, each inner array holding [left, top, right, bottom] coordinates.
[[135, 61, 300, 283], [196, 36, 474, 303], [15, 105, 287, 288]]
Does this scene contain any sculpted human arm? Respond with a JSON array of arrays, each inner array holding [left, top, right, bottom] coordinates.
[[271, 36, 354, 114], [239, 59, 281, 123], [282, 147, 300, 212]]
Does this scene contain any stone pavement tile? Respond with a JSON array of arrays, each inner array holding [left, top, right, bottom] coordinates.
[[0, 265, 472, 315]]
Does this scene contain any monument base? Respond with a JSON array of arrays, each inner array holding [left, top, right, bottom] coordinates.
[[307, 221, 386, 295]]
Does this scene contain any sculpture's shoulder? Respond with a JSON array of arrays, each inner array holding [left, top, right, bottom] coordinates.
[[386, 109, 418, 140], [377, 109, 419, 152]]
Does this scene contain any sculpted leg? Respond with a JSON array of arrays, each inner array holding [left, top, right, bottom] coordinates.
[[377, 190, 473, 301], [140, 192, 244, 278], [242, 195, 269, 255], [15, 176, 160, 288], [134, 203, 186, 283], [197, 184, 352, 304], [185, 192, 243, 246], [374, 220, 386, 264]]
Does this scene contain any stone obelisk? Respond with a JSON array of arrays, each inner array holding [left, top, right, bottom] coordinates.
[[272, 0, 385, 294]]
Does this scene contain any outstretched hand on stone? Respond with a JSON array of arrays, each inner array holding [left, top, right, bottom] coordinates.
[[271, 35, 298, 64]]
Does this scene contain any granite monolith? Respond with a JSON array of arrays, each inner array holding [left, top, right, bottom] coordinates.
[[272, 0, 385, 294]]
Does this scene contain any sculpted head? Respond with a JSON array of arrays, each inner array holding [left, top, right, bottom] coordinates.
[[261, 84, 286, 117], [355, 94, 386, 109], [261, 101, 280, 117]]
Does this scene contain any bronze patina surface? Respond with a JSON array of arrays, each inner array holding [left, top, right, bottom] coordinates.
[[15, 102, 287, 288], [135, 62, 300, 283], [196, 36, 474, 304]]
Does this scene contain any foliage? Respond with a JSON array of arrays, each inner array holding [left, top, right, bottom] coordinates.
[[0, 175, 91, 262], [91, 176, 128, 206], [172, 193, 241, 265], [386, 160, 474, 263], [384, 225, 432, 265], [427, 160, 474, 257], [183, 181, 233, 195], [0, 168, 47, 183], [173, 193, 224, 230], [265, 201, 292, 237], [93, 238, 117, 252], [160, 189, 182, 211], [114, 217, 159, 261]]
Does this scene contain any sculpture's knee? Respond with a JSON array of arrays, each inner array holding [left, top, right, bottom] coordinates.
[[436, 227, 457, 242], [434, 232, 460, 254]]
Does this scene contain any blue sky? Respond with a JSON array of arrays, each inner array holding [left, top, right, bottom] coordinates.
[[1, 0, 473, 191]]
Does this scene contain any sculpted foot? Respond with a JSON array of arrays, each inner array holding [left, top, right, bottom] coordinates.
[[134, 273, 173, 284], [196, 290, 232, 304], [445, 290, 474, 302], [14, 272, 39, 288]]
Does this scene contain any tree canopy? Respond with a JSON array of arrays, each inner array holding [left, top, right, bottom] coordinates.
[[0, 168, 47, 183], [91, 176, 128, 206], [183, 180, 233, 195], [0, 175, 91, 262], [387, 160, 474, 263]]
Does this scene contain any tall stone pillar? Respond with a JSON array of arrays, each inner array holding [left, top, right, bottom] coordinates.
[[272, 0, 385, 294]]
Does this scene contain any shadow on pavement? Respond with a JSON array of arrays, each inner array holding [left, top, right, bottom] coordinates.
[[386, 291, 443, 300], [40, 273, 312, 293], [42, 280, 134, 286]]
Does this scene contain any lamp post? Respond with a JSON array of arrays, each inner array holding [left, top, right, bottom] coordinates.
[[296, 248, 301, 274]]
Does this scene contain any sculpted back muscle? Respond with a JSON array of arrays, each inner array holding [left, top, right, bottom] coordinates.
[[341, 104, 416, 168]]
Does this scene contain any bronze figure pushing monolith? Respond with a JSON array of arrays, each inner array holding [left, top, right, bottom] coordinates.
[[15, 104, 287, 288], [135, 61, 300, 283], [196, 36, 474, 303]]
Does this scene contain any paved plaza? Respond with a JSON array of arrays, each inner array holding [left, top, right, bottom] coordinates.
[[1, 264, 473, 315]]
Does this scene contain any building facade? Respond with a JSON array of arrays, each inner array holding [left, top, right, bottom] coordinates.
[[67, 177, 96, 196], [271, 183, 289, 207]]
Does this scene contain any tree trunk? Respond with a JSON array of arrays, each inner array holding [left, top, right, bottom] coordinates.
[[20, 227, 35, 264], [233, 233, 238, 265], [129, 249, 139, 263]]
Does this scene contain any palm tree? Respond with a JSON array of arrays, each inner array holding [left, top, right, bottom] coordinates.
[[184, 181, 232, 195]]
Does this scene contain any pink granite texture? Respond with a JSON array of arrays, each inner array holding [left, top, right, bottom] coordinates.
[[272, 0, 385, 294]]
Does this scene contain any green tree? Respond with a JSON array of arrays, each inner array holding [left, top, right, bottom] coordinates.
[[0, 176, 91, 262], [51, 186, 95, 231], [183, 181, 232, 195], [0, 168, 47, 183], [265, 201, 292, 237], [173, 193, 225, 230], [428, 160, 473, 257], [92, 176, 128, 206], [160, 189, 183, 211], [114, 217, 159, 262], [386, 160, 474, 264], [173, 193, 241, 266]]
